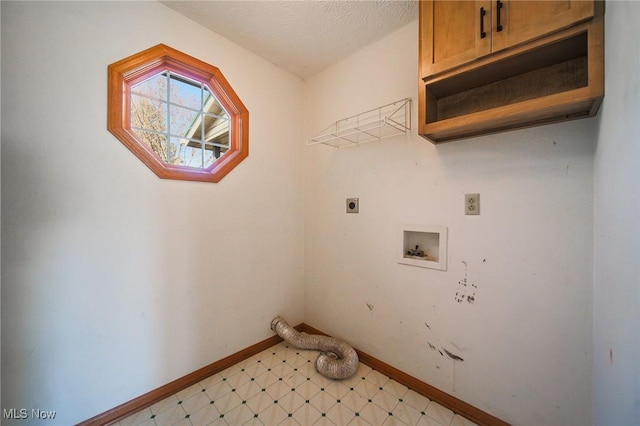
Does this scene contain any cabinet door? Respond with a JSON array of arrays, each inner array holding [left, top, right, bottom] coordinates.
[[420, 0, 491, 78], [491, 0, 594, 51]]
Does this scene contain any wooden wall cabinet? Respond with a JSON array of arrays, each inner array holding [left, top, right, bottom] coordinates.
[[418, 0, 604, 143]]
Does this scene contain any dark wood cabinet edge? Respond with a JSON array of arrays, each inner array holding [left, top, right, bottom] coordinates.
[[419, 1, 603, 82], [418, 2, 604, 144]]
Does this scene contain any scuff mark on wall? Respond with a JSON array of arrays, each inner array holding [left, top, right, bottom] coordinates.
[[443, 348, 464, 362], [425, 322, 465, 362], [427, 343, 465, 362], [366, 302, 374, 311]]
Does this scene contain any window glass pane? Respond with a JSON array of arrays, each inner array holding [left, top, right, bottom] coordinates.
[[204, 146, 217, 168], [132, 72, 167, 101], [169, 73, 202, 110], [169, 105, 200, 140], [203, 88, 228, 118], [204, 142, 228, 162], [128, 70, 238, 172], [173, 138, 203, 168], [133, 130, 168, 161], [131, 94, 167, 133], [202, 88, 230, 147], [202, 114, 230, 146]]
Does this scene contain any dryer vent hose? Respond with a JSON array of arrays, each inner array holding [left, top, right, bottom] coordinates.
[[270, 316, 359, 380]]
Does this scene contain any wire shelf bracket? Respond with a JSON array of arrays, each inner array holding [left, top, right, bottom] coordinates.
[[308, 98, 411, 148]]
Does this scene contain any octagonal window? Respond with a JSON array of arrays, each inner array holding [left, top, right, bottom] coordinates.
[[131, 71, 231, 169], [108, 44, 248, 182]]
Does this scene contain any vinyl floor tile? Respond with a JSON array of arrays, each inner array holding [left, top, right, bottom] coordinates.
[[114, 342, 478, 426]]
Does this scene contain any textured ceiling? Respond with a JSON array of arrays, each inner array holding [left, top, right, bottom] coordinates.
[[161, 1, 418, 80]]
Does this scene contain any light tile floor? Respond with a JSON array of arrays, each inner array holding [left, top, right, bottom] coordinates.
[[115, 342, 478, 426]]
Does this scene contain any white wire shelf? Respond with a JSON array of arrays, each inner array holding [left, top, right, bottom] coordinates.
[[308, 98, 411, 148]]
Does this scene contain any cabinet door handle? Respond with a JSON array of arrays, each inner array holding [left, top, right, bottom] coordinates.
[[496, 0, 504, 32], [480, 7, 487, 38]]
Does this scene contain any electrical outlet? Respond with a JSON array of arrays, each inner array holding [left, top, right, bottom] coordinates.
[[346, 198, 359, 213], [465, 193, 480, 215]]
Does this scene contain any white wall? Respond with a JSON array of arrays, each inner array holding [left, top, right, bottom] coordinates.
[[303, 22, 595, 426], [5, 2, 639, 425], [1, 2, 304, 424], [593, 2, 640, 424]]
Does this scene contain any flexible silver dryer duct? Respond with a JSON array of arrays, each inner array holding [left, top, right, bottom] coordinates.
[[271, 316, 359, 380]]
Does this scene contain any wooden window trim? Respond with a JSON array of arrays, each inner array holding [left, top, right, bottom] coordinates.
[[108, 44, 249, 182]]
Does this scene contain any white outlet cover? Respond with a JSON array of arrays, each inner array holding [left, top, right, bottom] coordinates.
[[465, 193, 480, 215]]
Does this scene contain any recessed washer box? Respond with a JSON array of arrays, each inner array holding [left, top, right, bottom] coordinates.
[[398, 225, 448, 271]]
